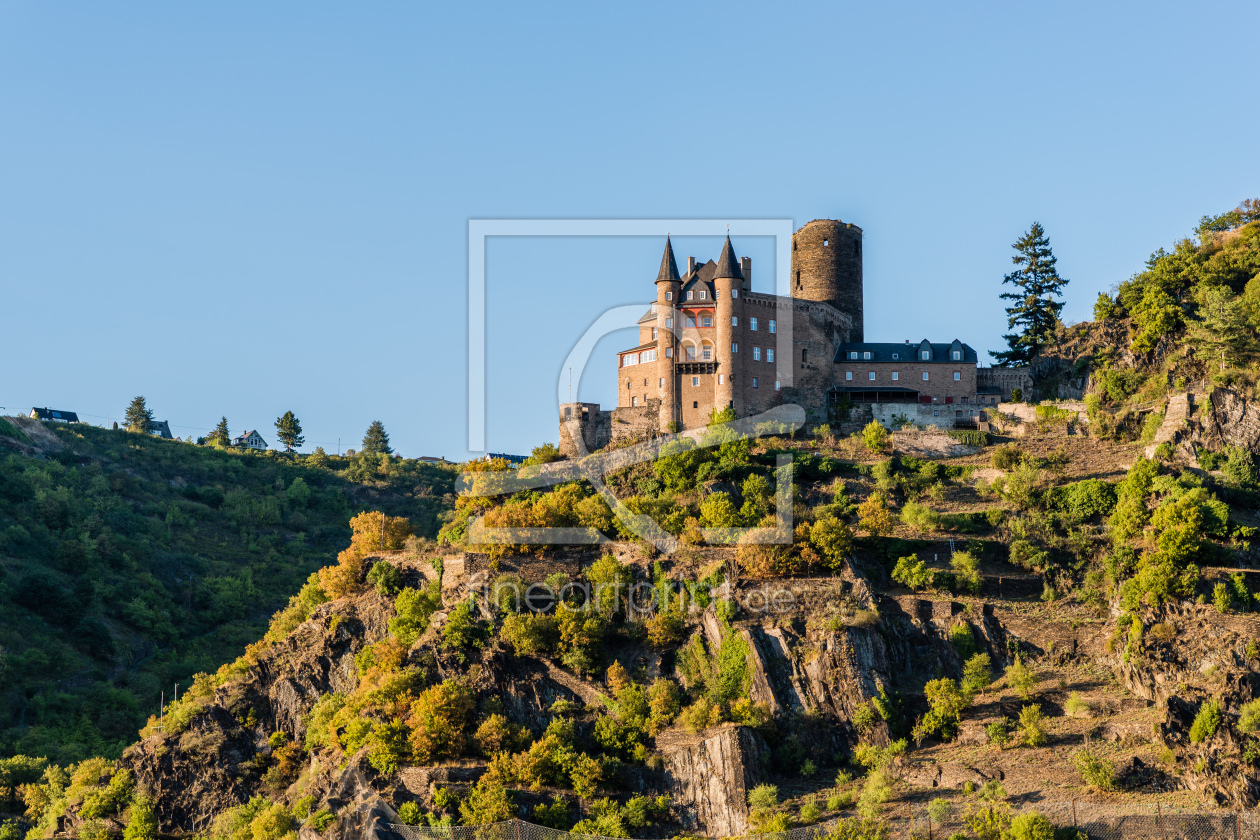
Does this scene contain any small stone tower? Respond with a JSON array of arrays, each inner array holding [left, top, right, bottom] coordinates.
[[790, 219, 864, 341], [654, 236, 682, 430], [713, 235, 742, 413]]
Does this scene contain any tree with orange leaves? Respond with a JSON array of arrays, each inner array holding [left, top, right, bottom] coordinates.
[[319, 511, 413, 598]]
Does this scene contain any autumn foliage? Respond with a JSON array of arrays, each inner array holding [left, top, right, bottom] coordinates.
[[319, 511, 413, 598]]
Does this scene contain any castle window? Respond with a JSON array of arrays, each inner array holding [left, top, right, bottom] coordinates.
[[750, 317, 758, 331], [753, 347, 761, 361], [643, 378, 648, 386], [626, 380, 631, 389], [863, 351, 871, 360], [665, 317, 672, 329], [692, 377, 699, 386], [802, 349, 807, 362], [665, 348, 672, 358], [731, 316, 738, 327], [732, 289, 738, 298], [774, 380, 780, 391], [823, 239, 829, 247], [891, 371, 899, 381], [685, 315, 696, 328], [752, 377, 759, 388], [845, 371, 853, 381], [659, 378, 664, 387], [933, 409, 939, 417], [893, 353, 899, 360], [699, 290, 706, 300], [652, 328, 658, 340], [693, 401, 698, 408], [868, 372, 875, 381], [849, 351, 858, 360], [632, 397, 637, 406], [769, 319, 776, 333], [920, 350, 930, 360], [922, 372, 930, 381], [666, 292, 673, 301], [685, 345, 696, 361], [702, 344, 712, 360], [702, 316, 712, 327], [719, 374, 724, 384], [767, 348, 774, 363], [732, 342, 738, 352], [953, 372, 961, 381], [687, 291, 694, 301], [565, 407, 572, 418], [952, 350, 961, 360], [961, 397, 968, 404]]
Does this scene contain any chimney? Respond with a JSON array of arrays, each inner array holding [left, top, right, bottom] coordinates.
[[687, 256, 696, 275], [740, 256, 751, 289]]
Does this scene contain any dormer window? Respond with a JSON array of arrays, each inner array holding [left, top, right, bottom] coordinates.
[[920, 350, 930, 360], [951, 350, 961, 360], [892, 353, 899, 360], [863, 351, 871, 360], [687, 291, 693, 300], [849, 351, 858, 360], [699, 290, 706, 300]]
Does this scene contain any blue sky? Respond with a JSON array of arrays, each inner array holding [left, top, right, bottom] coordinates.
[[2, 2, 1257, 459]]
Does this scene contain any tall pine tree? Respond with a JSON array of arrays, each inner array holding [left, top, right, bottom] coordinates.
[[124, 396, 153, 434], [361, 420, 393, 456], [209, 416, 231, 447], [274, 411, 304, 452], [991, 222, 1069, 366]]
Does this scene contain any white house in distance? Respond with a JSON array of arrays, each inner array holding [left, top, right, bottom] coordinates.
[[232, 430, 268, 450]]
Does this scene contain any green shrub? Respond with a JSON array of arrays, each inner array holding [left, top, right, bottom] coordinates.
[[500, 612, 559, 656], [1189, 699, 1221, 743], [1005, 657, 1039, 699], [1064, 479, 1117, 519], [992, 446, 1024, 470], [442, 600, 488, 655], [123, 796, 159, 840], [1064, 692, 1090, 718], [950, 623, 978, 659], [950, 551, 982, 595], [1074, 749, 1116, 792], [1007, 812, 1056, 840], [863, 421, 890, 453], [1214, 583, 1232, 613], [1018, 704, 1047, 748], [389, 583, 442, 646], [891, 555, 936, 590], [986, 718, 1012, 748], [962, 653, 993, 696], [1239, 700, 1260, 734], [1223, 447, 1260, 489], [914, 678, 969, 741], [799, 798, 822, 824], [747, 784, 779, 810], [366, 561, 403, 596], [1140, 411, 1164, 445]]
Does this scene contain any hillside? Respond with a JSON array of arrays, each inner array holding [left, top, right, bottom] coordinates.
[[4, 203, 1260, 840], [0, 418, 456, 764]]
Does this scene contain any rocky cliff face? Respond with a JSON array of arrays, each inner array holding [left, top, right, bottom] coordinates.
[[1197, 388, 1260, 455]]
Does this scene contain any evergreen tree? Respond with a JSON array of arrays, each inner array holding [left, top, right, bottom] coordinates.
[[361, 420, 393, 456], [991, 223, 1070, 366], [112, 421, 118, 430], [209, 416, 231, 447], [274, 411, 305, 452], [1189, 285, 1256, 371], [124, 396, 154, 434]]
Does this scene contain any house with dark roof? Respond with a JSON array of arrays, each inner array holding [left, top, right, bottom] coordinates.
[[232, 430, 268, 450], [149, 420, 174, 440], [30, 407, 79, 423]]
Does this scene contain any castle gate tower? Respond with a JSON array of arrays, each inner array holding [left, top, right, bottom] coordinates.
[[654, 237, 681, 430], [790, 219, 864, 341]]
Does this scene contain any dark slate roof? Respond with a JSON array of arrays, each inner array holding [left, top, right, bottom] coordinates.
[[30, 407, 79, 422], [638, 304, 656, 324], [655, 236, 681, 283], [682, 259, 716, 299], [833, 340, 978, 364], [150, 420, 174, 440], [712, 236, 744, 280]]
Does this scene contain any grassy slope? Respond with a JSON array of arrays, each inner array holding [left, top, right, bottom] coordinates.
[[0, 421, 455, 763]]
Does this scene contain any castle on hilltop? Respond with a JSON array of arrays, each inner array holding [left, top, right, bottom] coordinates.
[[559, 219, 1026, 457]]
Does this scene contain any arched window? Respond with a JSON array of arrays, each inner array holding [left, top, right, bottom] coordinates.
[[683, 342, 696, 361]]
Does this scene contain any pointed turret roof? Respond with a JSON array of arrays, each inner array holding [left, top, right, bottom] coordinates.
[[713, 235, 743, 280], [655, 236, 681, 283]]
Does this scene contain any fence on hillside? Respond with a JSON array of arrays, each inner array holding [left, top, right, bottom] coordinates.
[[390, 803, 1260, 840]]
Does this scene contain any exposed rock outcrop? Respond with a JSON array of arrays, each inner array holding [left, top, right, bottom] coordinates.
[[660, 725, 766, 837]]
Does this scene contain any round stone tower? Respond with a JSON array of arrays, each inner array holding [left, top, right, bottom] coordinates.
[[790, 219, 864, 341]]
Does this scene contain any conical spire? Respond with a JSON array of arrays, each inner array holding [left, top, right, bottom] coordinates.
[[655, 236, 681, 283], [713, 235, 744, 280]]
